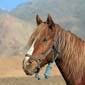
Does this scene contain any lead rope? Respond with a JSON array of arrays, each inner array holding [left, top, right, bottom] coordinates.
[[35, 32, 61, 80]]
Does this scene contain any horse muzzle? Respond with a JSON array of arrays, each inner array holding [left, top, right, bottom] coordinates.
[[23, 56, 39, 76]]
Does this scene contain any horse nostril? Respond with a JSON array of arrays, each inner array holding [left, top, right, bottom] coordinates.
[[25, 54, 28, 56], [29, 60, 33, 64]]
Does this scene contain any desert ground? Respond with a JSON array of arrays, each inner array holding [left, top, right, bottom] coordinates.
[[0, 56, 66, 85]]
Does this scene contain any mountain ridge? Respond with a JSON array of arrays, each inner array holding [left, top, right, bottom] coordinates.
[[0, 13, 34, 56], [10, 0, 85, 39], [0, 0, 84, 56]]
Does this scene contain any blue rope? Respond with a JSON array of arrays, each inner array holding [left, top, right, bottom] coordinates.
[[35, 62, 53, 80], [35, 32, 61, 80]]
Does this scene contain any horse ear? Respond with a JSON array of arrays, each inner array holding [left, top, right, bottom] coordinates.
[[36, 14, 42, 25], [47, 14, 55, 29]]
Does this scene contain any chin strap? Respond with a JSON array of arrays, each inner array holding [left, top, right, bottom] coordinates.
[[35, 32, 61, 80]]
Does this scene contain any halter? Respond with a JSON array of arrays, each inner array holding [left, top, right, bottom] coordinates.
[[35, 31, 61, 80], [26, 31, 61, 71]]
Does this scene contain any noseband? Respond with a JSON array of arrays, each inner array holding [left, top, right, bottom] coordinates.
[[26, 31, 61, 69]]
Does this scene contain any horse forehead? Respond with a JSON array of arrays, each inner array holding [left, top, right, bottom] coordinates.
[[26, 40, 36, 58], [36, 23, 48, 30]]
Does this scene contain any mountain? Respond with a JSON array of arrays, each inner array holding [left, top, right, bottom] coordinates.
[[11, 0, 85, 39], [10, 0, 82, 23], [0, 13, 34, 56], [0, 0, 84, 56], [0, 8, 7, 15]]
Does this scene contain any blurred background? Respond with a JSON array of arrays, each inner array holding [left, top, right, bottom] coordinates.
[[0, 0, 84, 79]]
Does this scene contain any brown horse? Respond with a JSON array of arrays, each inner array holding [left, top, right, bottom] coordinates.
[[23, 14, 85, 85]]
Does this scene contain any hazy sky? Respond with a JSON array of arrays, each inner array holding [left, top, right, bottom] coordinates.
[[0, 0, 31, 11]]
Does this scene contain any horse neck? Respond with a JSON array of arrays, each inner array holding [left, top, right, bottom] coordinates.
[[55, 26, 85, 84]]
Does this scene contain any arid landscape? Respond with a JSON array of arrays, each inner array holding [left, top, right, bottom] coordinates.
[[0, 56, 66, 85]]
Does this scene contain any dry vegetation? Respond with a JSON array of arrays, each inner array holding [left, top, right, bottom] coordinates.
[[0, 56, 66, 85], [0, 56, 61, 78]]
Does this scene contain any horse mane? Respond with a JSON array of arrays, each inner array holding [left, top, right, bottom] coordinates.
[[55, 24, 85, 81]]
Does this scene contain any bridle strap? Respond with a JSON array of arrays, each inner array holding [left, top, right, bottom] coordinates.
[[28, 47, 53, 65], [26, 31, 61, 67]]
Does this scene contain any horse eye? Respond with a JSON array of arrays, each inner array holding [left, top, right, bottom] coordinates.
[[42, 38, 47, 42]]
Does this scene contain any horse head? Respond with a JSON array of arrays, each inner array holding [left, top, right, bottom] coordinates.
[[23, 14, 59, 75]]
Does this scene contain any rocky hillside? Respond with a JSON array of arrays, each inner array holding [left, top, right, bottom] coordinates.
[[10, 0, 85, 39], [0, 13, 34, 56], [0, 0, 84, 56]]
